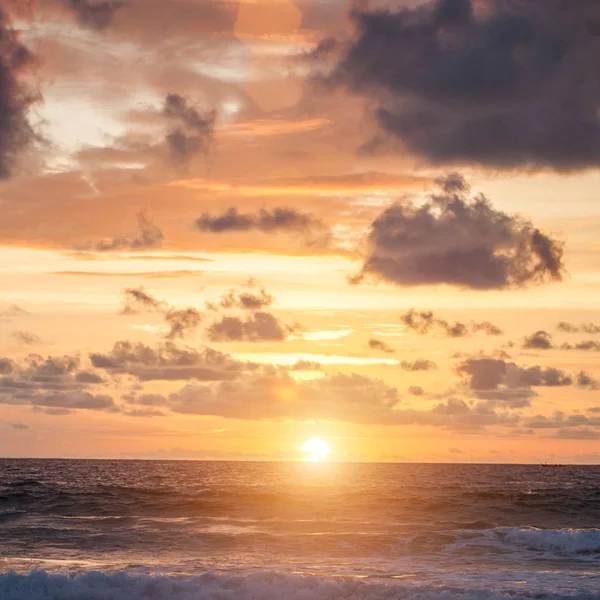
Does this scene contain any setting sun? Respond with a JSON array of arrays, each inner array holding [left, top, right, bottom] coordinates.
[[302, 438, 330, 462]]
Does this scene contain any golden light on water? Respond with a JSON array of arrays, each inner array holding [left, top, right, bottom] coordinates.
[[302, 438, 330, 462]]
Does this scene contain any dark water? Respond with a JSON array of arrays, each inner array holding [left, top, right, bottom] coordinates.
[[1, 460, 600, 599]]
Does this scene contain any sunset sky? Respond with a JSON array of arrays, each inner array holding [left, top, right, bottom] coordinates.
[[2, 0, 600, 463]]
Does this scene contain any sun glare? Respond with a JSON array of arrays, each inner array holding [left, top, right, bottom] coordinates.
[[302, 438, 330, 462]]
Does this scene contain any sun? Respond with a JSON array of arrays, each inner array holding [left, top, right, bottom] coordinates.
[[302, 438, 330, 462]]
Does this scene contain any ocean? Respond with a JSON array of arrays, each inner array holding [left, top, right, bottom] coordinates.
[[1, 460, 599, 599]]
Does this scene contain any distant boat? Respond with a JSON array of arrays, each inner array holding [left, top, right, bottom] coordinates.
[[541, 462, 564, 467]]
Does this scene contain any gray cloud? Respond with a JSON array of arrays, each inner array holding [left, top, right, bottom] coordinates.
[[562, 340, 600, 352], [11, 331, 41, 346], [195, 207, 331, 247], [0, 359, 14, 374], [408, 386, 424, 396], [558, 321, 600, 334], [400, 359, 438, 372], [456, 358, 598, 404], [318, 0, 600, 171], [352, 175, 563, 290], [207, 312, 299, 343], [163, 93, 216, 163], [66, 0, 127, 30], [79, 213, 164, 253], [207, 286, 274, 312], [0, 7, 39, 178], [368, 338, 395, 353], [0, 304, 29, 319], [122, 287, 201, 340], [0, 353, 116, 412], [522, 330, 554, 349], [90, 341, 249, 381], [400, 308, 503, 337], [9, 422, 29, 430]]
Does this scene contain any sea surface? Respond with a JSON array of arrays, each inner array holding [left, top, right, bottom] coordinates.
[[1, 460, 599, 599]]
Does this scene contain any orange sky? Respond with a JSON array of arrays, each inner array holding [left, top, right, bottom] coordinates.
[[1, 0, 600, 463]]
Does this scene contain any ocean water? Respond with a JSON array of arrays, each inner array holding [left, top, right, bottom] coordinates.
[[1, 460, 600, 599]]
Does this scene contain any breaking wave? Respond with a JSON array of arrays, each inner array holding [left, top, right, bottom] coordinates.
[[1, 571, 600, 600]]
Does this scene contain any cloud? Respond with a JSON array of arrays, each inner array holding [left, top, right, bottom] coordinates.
[[400, 359, 438, 372], [79, 213, 164, 253], [207, 286, 274, 312], [318, 0, 600, 171], [163, 308, 203, 340], [562, 340, 600, 352], [121, 287, 201, 340], [368, 338, 395, 353], [208, 312, 299, 343], [557, 322, 600, 334], [163, 93, 216, 163], [166, 372, 402, 424], [456, 358, 598, 404], [195, 207, 332, 247], [65, 0, 127, 30], [400, 309, 503, 337], [522, 330, 554, 349], [90, 340, 249, 381], [0, 304, 29, 318], [408, 386, 424, 396], [0, 7, 39, 178], [11, 331, 41, 345], [352, 175, 563, 290], [289, 360, 322, 371], [0, 353, 117, 412], [9, 422, 29, 430], [0, 359, 14, 374]]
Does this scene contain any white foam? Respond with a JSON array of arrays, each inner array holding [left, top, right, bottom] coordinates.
[[496, 527, 600, 554], [0, 571, 596, 600]]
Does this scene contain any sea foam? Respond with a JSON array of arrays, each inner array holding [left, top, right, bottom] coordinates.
[[1, 571, 600, 600]]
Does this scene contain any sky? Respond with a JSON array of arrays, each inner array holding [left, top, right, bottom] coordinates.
[[1, 0, 600, 463]]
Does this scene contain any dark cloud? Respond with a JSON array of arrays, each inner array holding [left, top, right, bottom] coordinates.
[[11, 331, 41, 345], [121, 287, 167, 314], [352, 175, 563, 290], [555, 428, 600, 440], [368, 338, 395, 353], [0, 353, 116, 412], [79, 213, 164, 253], [66, 0, 127, 30], [195, 207, 332, 247], [524, 412, 600, 439], [90, 341, 248, 381], [124, 407, 166, 418], [408, 385, 424, 396], [121, 287, 201, 340], [400, 359, 438, 372], [522, 330, 554, 349], [207, 312, 299, 343], [9, 422, 29, 430], [319, 0, 600, 171], [163, 308, 203, 340], [400, 308, 503, 337], [457, 358, 598, 402], [163, 93, 216, 163], [208, 286, 274, 312], [558, 321, 600, 334], [0, 359, 13, 374], [0, 7, 38, 178], [562, 340, 600, 352], [0, 304, 29, 318]]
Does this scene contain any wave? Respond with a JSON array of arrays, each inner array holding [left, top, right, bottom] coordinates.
[[496, 527, 600, 554], [1, 571, 599, 600]]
